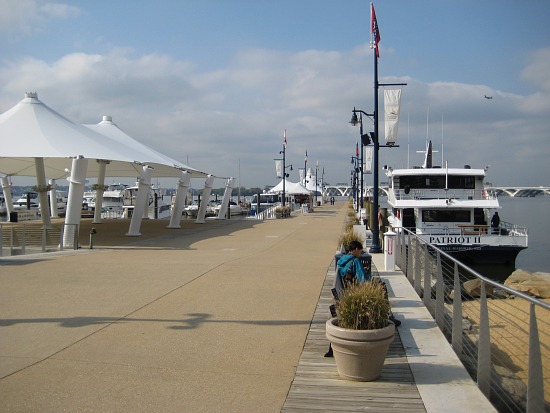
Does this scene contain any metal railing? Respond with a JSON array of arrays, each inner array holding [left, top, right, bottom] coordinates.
[[0, 222, 79, 256], [394, 227, 549, 413], [253, 205, 278, 220]]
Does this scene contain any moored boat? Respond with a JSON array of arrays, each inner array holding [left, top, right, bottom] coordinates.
[[386, 141, 528, 266]]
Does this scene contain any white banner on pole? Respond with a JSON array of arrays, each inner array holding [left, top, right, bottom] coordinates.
[[384, 88, 402, 145], [275, 160, 282, 178], [299, 168, 305, 182], [364, 146, 373, 173]]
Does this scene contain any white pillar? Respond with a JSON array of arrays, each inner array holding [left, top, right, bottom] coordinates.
[[216, 177, 235, 219], [167, 171, 191, 228], [93, 160, 109, 224], [35, 157, 52, 228], [126, 166, 152, 236], [63, 156, 88, 248], [195, 175, 214, 224], [1, 176, 15, 219], [48, 179, 59, 218], [384, 230, 396, 271]]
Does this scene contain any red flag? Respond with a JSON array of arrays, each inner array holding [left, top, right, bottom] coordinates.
[[283, 129, 287, 147], [371, 3, 381, 58], [356, 142, 359, 157]]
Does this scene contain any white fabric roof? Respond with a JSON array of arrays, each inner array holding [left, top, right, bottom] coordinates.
[[0, 93, 209, 179], [268, 179, 311, 195], [84, 116, 208, 178]]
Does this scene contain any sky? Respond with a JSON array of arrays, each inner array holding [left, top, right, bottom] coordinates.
[[1, 0, 549, 190]]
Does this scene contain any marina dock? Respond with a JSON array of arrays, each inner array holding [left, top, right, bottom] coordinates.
[[0, 203, 494, 412]]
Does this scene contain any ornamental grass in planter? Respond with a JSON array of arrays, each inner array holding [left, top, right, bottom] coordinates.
[[338, 229, 364, 253], [326, 281, 395, 381]]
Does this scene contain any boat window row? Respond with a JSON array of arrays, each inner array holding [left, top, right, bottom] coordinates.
[[397, 175, 476, 190]]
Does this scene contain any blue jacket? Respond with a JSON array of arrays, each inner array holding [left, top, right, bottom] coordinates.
[[334, 253, 370, 297]]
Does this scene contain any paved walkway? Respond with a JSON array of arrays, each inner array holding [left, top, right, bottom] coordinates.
[[0, 203, 495, 412]]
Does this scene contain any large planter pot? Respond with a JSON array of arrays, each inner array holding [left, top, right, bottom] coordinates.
[[325, 317, 395, 381]]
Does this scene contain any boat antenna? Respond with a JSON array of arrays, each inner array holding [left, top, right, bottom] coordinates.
[[441, 112, 444, 166], [407, 112, 410, 168]]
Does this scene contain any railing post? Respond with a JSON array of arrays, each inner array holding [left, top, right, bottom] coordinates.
[[414, 239, 422, 295], [477, 281, 491, 398], [21, 224, 26, 255], [452, 262, 463, 356], [527, 303, 544, 413], [42, 226, 47, 252], [422, 244, 433, 313], [435, 251, 445, 330], [406, 232, 413, 281]]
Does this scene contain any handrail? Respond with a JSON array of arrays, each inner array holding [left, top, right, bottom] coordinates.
[[394, 227, 549, 413], [0, 222, 79, 256]]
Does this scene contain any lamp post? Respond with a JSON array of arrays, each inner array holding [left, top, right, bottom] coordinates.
[[315, 161, 319, 205], [350, 154, 359, 211], [351, 108, 381, 252], [350, 3, 406, 253], [275, 144, 292, 207]]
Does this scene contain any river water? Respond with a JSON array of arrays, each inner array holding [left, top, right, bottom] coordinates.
[[499, 196, 550, 274]]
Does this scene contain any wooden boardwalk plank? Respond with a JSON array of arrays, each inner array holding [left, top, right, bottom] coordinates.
[[281, 264, 426, 413]]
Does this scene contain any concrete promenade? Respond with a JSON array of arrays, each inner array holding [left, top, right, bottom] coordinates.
[[0, 202, 495, 412]]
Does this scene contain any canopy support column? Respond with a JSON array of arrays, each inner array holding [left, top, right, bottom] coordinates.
[[126, 165, 152, 236], [1, 176, 15, 219], [196, 175, 214, 224], [93, 160, 109, 224], [167, 171, 191, 229], [216, 177, 235, 220], [48, 179, 58, 218], [64, 156, 88, 248], [35, 157, 52, 229]]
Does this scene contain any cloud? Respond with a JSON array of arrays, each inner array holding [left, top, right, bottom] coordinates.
[[0, 45, 548, 188], [0, 0, 80, 35]]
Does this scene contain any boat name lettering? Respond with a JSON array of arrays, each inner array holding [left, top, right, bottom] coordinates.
[[428, 236, 481, 244]]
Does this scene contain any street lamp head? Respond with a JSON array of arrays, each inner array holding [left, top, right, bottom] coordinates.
[[350, 110, 359, 126]]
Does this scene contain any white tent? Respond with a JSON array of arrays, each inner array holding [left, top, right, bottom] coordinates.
[[268, 179, 311, 195], [0, 93, 206, 179]]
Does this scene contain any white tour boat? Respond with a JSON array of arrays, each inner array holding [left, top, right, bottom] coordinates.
[[386, 141, 528, 266]]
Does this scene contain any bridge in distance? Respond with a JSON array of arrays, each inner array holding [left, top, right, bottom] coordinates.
[[324, 185, 550, 198]]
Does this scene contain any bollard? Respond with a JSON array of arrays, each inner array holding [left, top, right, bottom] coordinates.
[[89, 227, 97, 249], [384, 230, 396, 271]]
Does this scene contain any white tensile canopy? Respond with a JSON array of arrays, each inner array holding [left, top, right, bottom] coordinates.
[[83, 115, 208, 178], [0, 93, 207, 179], [268, 179, 311, 195], [0, 92, 216, 239]]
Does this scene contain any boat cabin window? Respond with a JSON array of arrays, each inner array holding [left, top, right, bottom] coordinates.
[[422, 209, 470, 223], [399, 175, 476, 189], [253, 194, 278, 204]]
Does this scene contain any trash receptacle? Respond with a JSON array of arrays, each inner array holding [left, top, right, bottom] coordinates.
[[9, 211, 18, 222], [335, 251, 372, 275]]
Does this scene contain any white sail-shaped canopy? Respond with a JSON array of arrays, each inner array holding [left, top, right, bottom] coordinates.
[[0, 93, 208, 179], [84, 116, 208, 178]]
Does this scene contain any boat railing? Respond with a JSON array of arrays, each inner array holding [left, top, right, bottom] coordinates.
[[0, 221, 79, 256], [394, 227, 549, 412], [500, 220, 529, 237], [410, 222, 528, 239], [393, 188, 497, 201]]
